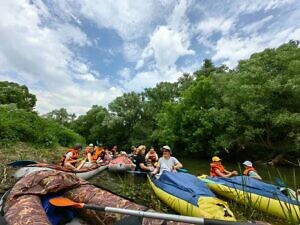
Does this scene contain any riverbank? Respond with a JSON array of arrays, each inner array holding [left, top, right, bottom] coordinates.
[[0, 142, 64, 193]]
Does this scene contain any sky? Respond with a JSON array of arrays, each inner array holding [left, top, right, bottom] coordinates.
[[0, 0, 299, 115]]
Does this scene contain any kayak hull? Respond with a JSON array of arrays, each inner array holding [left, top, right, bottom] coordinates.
[[14, 163, 108, 180], [107, 156, 132, 172], [4, 170, 186, 225], [108, 163, 132, 172], [148, 175, 236, 221], [199, 176, 300, 222]]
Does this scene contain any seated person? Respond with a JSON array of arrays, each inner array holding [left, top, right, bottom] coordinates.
[[85, 143, 95, 163], [145, 147, 158, 167], [152, 145, 183, 178], [111, 145, 118, 158], [210, 156, 238, 177], [242, 160, 262, 180], [135, 145, 153, 172], [60, 144, 86, 170]]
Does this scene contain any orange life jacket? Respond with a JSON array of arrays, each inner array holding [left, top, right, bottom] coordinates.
[[243, 167, 256, 176], [92, 147, 104, 162], [210, 162, 225, 177], [59, 149, 79, 166]]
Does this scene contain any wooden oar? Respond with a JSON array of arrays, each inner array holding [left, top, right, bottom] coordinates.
[[7, 160, 37, 167], [50, 197, 252, 225]]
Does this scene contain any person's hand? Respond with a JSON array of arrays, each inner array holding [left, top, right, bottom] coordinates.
[[232, 171, 238, 176]]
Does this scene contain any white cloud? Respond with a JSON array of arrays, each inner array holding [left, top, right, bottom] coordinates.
[[0, 1, 123, 115], [118, 68, 131, 81], [196, 17, 234, 36]]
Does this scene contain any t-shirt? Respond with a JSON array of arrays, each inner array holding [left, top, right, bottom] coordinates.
[[156, 156, 180, 178], [135, 154, 148, 171], [65, 152, 73, 160]]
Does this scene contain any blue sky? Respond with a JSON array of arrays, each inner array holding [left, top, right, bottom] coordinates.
[[0, 0, 299, 115]]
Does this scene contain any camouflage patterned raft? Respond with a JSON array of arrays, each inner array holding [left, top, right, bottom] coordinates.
[[14, 162, 108, 180], [3, 170, 190, 225]]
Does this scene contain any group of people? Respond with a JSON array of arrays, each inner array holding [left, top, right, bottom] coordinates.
[[210, 156, 262, 179], [59, 142, 262, 181], [131, 145, 183, 177], [59, 143, 115, 170]]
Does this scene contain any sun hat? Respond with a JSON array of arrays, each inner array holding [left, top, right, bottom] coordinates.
[[162, 145, 172, 154], [212, 156, 221, 162], [243, 160, 253, 167]]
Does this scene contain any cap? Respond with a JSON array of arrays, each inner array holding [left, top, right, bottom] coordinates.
[[212, 156, 221, 162], [89, 143, 94, 147], [162, 145, 171, 151], [243, 160, 252, 167]]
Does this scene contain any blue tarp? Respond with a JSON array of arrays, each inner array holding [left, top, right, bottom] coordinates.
[[152, 171, 215, 206], [207, 176, 299, 205]]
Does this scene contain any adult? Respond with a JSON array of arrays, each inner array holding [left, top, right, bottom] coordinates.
[[60, 144, 86, 170], [111, 145, 118, 158], [242, 160, 262, 180], [85, 143, 95, 163], [91, 144, 106, 163], [135, 145, 153, 172], [152, 146, 183, 178], [210, 156, 238, 177], [145, 147, 158, 166]]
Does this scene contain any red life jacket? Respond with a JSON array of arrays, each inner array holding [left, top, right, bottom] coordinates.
[[147, 152, 158, 162], [59, 149, 79, 166], [243, 167, 256, 176], [210, 162, 225, 177]]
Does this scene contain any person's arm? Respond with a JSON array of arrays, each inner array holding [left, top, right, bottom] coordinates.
[[139, 163, 153, 171], [152, 159, 161, 174], [224, 169, 238, 176], [87, 153, 93, 162], [172, 158, 183, 171], [216, 169, 236, 177]]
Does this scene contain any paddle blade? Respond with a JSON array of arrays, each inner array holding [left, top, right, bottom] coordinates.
[[49, 197, 84, 208]]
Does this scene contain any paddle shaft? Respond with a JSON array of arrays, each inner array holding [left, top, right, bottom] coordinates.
[[83, 204, 250, 225]]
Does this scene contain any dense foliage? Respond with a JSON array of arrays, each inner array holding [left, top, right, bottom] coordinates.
[[0, 81, 36, 111], [0, 83, 84, 147], [71, 42, 299, 160], [0, 106, 84, 147], [43, 108, 76, 127]]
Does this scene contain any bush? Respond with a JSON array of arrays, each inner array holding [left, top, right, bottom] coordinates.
[[0, 107, 85, 147]]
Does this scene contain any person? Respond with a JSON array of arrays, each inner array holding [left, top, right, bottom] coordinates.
[[145, 147, 158, 167], [130, 146, 137, 165], [60, 144, 86, 170], [152, 145, 183, 178], [135, 145, 153, 172], [210, 156, 238, 177], [91, 144, 106, 163], [242, 160, 262, 180], [85, 143, 95, 163], [111, 145, 118, 158]]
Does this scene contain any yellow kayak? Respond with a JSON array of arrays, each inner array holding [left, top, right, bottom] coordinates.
[[198, 175, 300, 223], [148, 171, 236, 221]]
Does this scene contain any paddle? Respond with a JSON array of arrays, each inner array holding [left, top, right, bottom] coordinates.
[[178, 168, 188, 173], [50, 197, 252, 225], [127, 170, 151, 174], [7, 160, 38, 167]]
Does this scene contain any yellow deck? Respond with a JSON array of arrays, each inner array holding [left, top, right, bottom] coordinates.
[[148, 175, 236, 221]]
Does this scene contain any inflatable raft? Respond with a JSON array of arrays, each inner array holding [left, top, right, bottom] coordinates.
[[148, 171, 236, 221], [2, 170, 188, 225], [14, 162, 108, 180], [108, 155, 132, 172], [198, 175, 300, 222]]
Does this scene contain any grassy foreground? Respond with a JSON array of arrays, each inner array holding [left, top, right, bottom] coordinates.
[[0, 142, 66, 192]]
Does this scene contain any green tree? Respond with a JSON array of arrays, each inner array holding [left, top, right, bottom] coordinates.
[[43, 108, 76, 126], [0, 81, 36, 111]]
